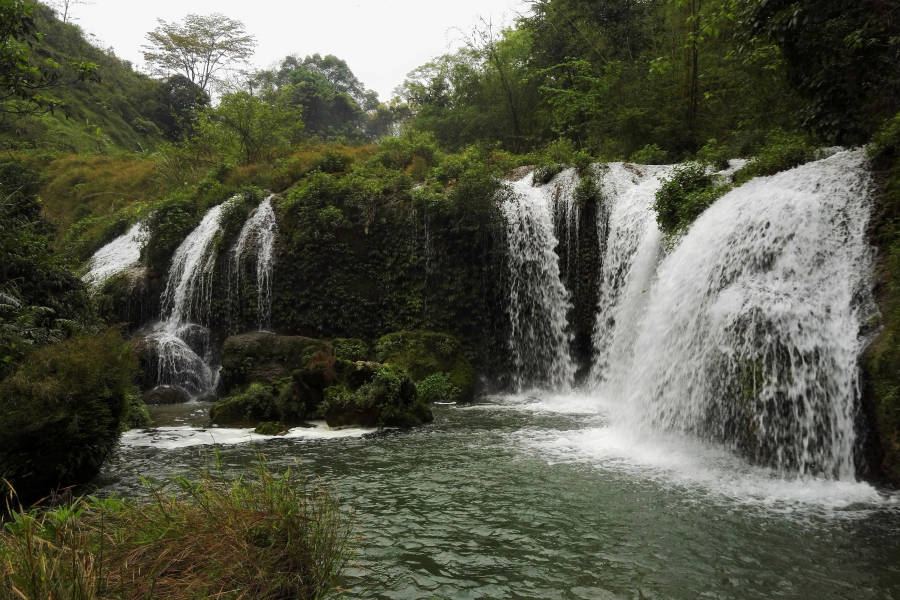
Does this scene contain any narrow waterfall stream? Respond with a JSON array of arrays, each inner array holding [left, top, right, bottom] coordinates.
[[230, 194, 277, 330], [503, 173, 576, 391], [148, 200, 233, 396], [83, 221, 145, 287]]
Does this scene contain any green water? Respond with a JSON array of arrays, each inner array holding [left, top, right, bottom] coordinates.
[[98, 396, 900, 599]]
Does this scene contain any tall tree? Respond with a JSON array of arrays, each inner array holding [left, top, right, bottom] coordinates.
[[142, 13, 256, 94]]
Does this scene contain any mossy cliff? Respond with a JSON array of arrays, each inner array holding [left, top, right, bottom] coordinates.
[[861, 117, 900, 482]]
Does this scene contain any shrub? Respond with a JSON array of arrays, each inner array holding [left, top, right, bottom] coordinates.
[[630, 143, 670, 165], [416, 372, 461, 403], [653, 163, 729, 236], [0, 458, 354, 599], [732, 130, 815, 185], [315, 150, 354, 174], [333, 338, 369, 362], [210, 383, 278, 423], [0, 329, 139, 502], [375, 331, 476, 402], [121, 392, 151, 431], [321, 365, 433, 428]]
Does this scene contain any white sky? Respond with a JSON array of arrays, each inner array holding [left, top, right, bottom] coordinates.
[[70, 0, 529, 100]]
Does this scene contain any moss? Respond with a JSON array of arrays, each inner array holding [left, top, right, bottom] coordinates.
[[375, 331, 477, 402], [861, 121, 900, 482], [0, 330, 139, 501]]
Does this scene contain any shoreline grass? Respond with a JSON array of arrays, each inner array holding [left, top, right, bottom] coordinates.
[[0, 455, 354, 599]]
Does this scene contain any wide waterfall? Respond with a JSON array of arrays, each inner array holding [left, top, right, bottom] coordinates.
[[579, 150, 874, 478], [149, 200, 234, 396], [83, 221, 145, 287], [230, 194, 277, 330], [503, 173, 576, 391]]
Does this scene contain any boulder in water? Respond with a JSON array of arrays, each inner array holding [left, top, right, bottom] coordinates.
[[375, 331, 476, 402], [143, 385, 191, 405]]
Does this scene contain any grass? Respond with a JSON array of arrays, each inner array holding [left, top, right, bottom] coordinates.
[[0, 456, 355, 599]]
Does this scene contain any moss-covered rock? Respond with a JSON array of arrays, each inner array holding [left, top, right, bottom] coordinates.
[[375, 331, 476, 402], [210, 383, 279, 423], [219, 332, 331, 394], [253, 421, 289, 436], [321, 364, 433, 428], [143, 385, 191, 405]]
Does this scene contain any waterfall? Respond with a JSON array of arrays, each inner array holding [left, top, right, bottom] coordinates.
[[503, 173, 576, 391], [589, 163, 673, 385], [149, 200, 234, 396], [230, 195, 277, 330], [83, 221, 145, 287], [593, 150, 874, 478]]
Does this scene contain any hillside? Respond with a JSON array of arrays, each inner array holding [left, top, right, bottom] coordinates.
[[0, 2, 162, 154]]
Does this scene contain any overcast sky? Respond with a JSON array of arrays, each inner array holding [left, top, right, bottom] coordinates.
[[69, 0, 529, 100]]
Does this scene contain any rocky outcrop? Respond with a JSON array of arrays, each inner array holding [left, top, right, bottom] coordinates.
[[211, 332, 434, 429], [143, 385, 191, 405]]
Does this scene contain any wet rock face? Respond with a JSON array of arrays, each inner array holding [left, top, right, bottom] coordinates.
[[143, 385, 191, 405], [219, 332, 331, 394]]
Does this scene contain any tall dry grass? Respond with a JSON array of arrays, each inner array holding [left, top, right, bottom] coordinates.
[[0, 456, 354, 599]]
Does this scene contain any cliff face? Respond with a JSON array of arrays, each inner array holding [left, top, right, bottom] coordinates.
[[861, 149, 900, 484]]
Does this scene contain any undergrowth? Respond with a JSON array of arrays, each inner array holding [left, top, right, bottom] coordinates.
[[0, 456, 354, 600]]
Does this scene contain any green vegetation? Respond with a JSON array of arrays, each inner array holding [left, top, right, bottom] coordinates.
[[652, 163, 729, 237], [322, 364, 432, 428], [0, 459, 353, 599], [0, 329, 138, 501], [862, 116, 900, 481], [376, 331, 476, 403]]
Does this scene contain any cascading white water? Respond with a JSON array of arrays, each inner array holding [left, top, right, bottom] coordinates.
[[149, 200, 234, 396], [503, 173, 576, 391], [594, 150, 874, 478], [589, 163, 673, 385], [230, 195, 277, 330], [83, 221, 145, 287]]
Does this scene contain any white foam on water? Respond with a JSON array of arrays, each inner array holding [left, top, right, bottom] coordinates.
[[121, 421, 378, 450], [83, 221, 145, 287], [488, 392, 898, 513]]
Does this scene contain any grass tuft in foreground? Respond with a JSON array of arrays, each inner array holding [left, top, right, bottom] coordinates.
[[0, 455, 354, 599]]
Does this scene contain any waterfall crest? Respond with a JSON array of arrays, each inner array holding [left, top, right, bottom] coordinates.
[[503, 173, 576, 391], [594, 150, 874, 478], [84, 222, 145, 287], [230, 195, 278, 330]]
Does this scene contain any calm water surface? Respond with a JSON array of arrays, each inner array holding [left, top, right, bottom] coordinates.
[[97, 395, 900, 600]]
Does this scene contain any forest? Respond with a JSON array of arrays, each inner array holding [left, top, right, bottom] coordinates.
[[2, 0, 900, 597]]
